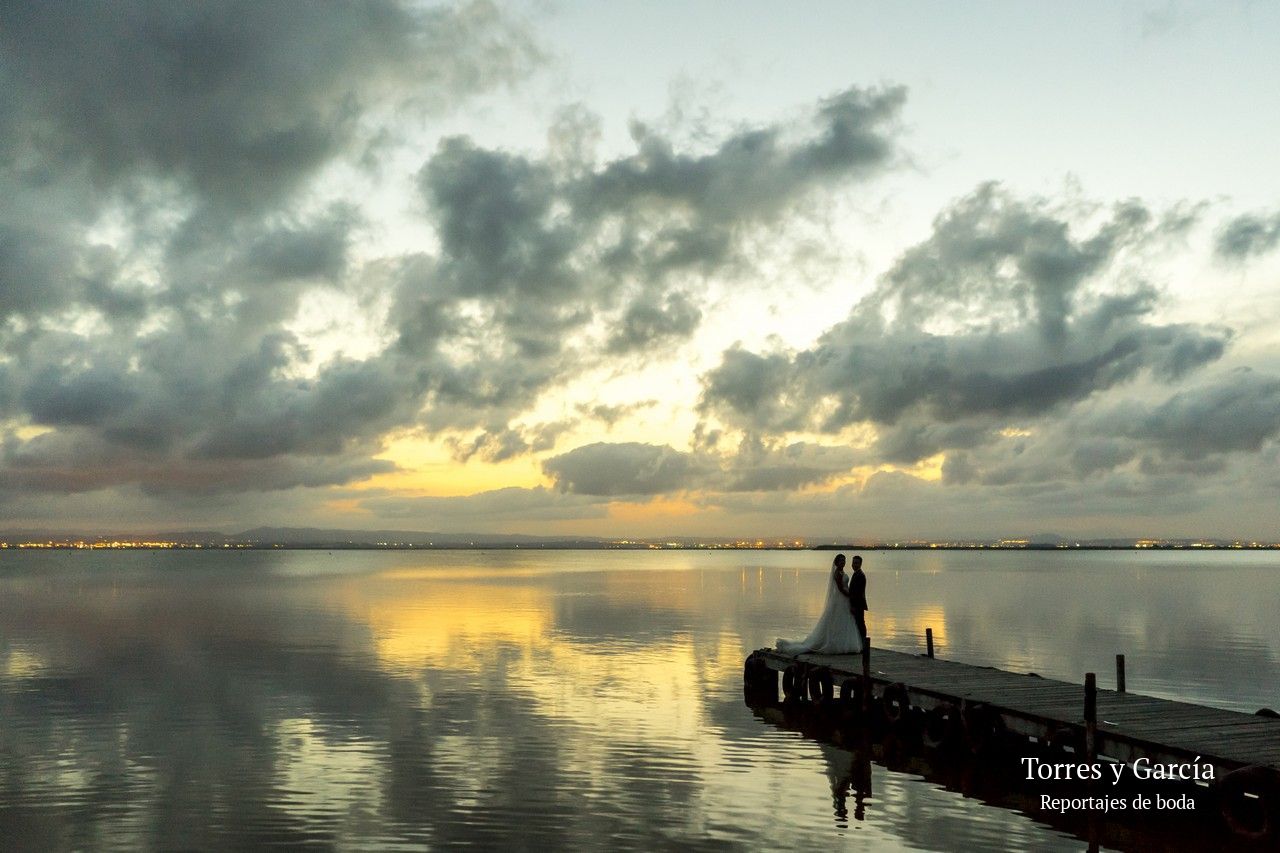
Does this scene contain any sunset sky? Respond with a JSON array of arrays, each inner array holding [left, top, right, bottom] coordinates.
[[3, 1, 1280, 539]]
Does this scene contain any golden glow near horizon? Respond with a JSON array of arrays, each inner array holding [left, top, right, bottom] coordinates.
[[367, 434, 546, 496]]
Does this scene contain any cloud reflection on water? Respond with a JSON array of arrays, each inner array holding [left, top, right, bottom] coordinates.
[[2, 549, 1278, 849]]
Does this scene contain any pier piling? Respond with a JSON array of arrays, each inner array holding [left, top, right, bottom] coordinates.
[[861, 639, 871, 713], [1084, 672, 1097, 762]]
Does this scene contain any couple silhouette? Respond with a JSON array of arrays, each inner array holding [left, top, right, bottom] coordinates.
[[776, 553, 868, 656]]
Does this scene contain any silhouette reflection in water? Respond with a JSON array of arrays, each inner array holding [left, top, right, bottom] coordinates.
[[822, 736, 872, 826]]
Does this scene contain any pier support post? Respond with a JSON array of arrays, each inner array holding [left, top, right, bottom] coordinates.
[[925, 628, 934, 658], [1115, 654, 1126, 693], [1084, 672, 1097, 762], [861, 638, 871, 714]]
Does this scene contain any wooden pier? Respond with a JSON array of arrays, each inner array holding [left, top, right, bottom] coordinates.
[[744, 640, 1280, 840]]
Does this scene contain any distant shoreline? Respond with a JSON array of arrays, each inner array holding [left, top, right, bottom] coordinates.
[[4, 542, 1279, 552]]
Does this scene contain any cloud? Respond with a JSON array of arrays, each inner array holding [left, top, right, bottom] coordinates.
[[2, 68, 907, 512], [447, 419, 574, 463], [891, 369, 1280, 494], [697, 347, 802, 434], [0, 0, 541, 329], [0, 0, 540, 213], [1215, 210, 1280, 261], [0, 1, 544, 500], [719, 439, 859, 491], [0, 1, 556, 501], [698, 446, 1280, 540], [1108, 370, 1280, 459], [543, 442, 705, 496], [605, 291, 702, 355], [699, 184, 1229, 462], [395, 85, 906, 428], [1, 428, 394, 497], [542, 437, 858, 496], [576, 400, 658, 427], [4, 4, 1275, 543], [575, 86, 906, 229], [180, 206, 359, 291]]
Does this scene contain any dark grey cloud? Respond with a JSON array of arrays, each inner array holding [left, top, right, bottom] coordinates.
[[543, 442, 705, 496], [874, 185, 1177, 341], [190, 355, 422, 460], [0, 0, 539, 213], [0, 0, 539, 329], [576, 400, 659, 427], [576, 86, 906, 229], [541, 438, 857, 496], [1110, 370, 1280, 459], [0, 427, 394, 497], [447, 419, 574, 464], [606, 291, 702, 355], [719, 439, 859, 492], [0, 178, 113, 322], [1, 269, 432, 496], [873, 422, 993, 467], [893, 370, 1280, 495], [698, 347, 805, 435], [1215, 210, 1280, 261], [700, 447, 1280, 540], [700, 184, 1230, 462], [229, 207, 356, 285]]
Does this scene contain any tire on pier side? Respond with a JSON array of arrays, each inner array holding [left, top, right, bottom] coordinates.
[[782, 663, 807, 702], [1045, 726, 1085, 758], [839, 676, 866, 709], [921, 701, 962, 751], [807, 666, 835, 706], [1217, 765, 1279, 841], [743, 652, 775, 701], [881, 682, 912, 729], [961, 702, 1007, 755]]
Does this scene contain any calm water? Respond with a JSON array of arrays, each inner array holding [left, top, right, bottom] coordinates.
[[2, 549, 1279, 851]]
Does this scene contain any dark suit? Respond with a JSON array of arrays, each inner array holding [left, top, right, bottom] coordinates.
[[849, 569, 867, 642]]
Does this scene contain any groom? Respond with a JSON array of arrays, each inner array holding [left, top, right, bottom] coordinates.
[[847, 555, 868, 646]]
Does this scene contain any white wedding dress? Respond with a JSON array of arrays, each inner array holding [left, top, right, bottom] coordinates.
[[776, 566, 864, 655]]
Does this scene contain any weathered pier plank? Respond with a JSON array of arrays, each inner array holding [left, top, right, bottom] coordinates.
[[751, 645, 1280, 776]]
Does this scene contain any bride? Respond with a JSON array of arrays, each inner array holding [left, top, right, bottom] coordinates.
[[776, 554, 864, 655]]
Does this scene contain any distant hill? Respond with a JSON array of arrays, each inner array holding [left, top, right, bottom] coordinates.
[[0, 525, 616, 548], [3, 527, 1274, 550]]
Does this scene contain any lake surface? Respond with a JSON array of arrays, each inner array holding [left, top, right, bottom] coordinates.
[[2, 548, 1279, 851]]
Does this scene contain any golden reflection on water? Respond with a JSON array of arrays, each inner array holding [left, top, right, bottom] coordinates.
[[4, 646, 46, 678], [877, 604, 949, 651], [331, 566, 745, 750], [343, 576, 553, 673], [323, 564, 808, 847]]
